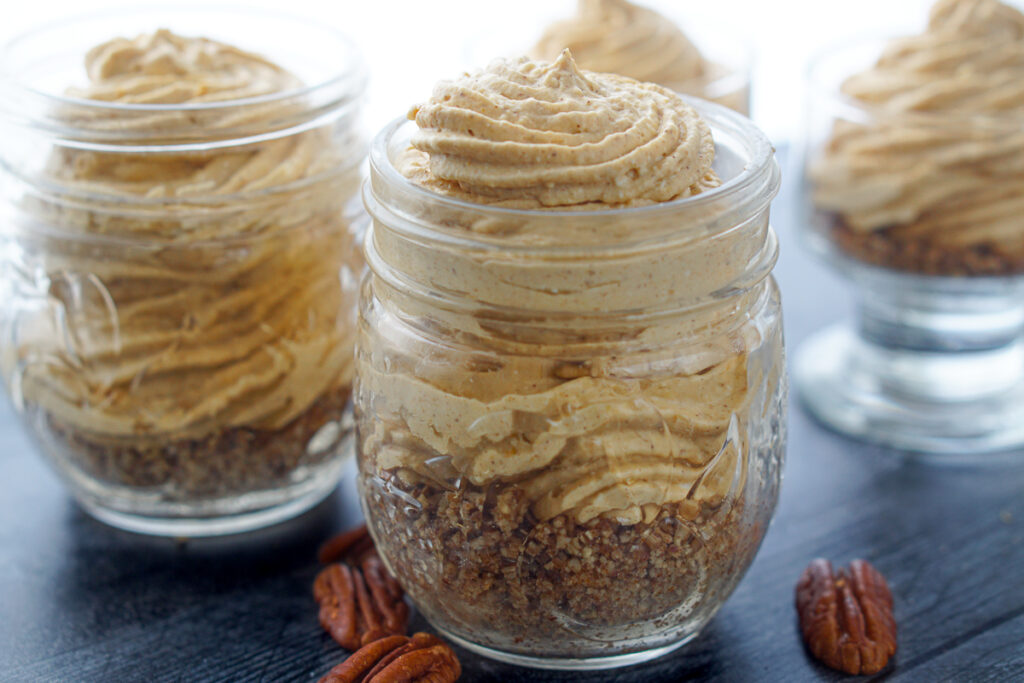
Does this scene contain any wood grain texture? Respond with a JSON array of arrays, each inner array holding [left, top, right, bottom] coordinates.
[[0, 150, 1022, 682]]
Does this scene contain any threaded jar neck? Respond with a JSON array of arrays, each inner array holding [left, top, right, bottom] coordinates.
[[363, 102, 780, 319]]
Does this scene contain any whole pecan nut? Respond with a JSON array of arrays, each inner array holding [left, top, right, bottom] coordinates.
[[795, 558, 897, 675], [319, 525, 375, 565], [314, 526, 410, 650], [314, 564, 360, 650], [319, 632, 462, 683]]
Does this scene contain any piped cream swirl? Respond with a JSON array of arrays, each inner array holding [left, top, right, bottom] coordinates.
[[363, 52, 767, 525], [533, 0, 706, 88], [405, 50, 719, 208], [362, 351, 752, 524], [6, 31, 361, 439], [51, 30, 338, 220], [813, 0, 1024, 256], [72, 29, 301, 105]]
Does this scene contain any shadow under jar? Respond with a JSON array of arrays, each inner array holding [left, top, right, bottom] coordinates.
[[797, 36, 1024, 456], [0, 9, 367, 536], [356, 105, 784, 669]]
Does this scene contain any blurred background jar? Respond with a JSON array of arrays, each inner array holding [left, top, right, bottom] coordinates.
[[796, 0, 1024, 455], [466, 0, 752, 114], [357, 102, 783, 669], [0, 8, 368, 536]]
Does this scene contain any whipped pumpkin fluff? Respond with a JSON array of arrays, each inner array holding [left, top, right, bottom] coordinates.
[[357, 52, 784, 657], [532, 0, 749, 113], [812, 0, 1024, 275], [1, 30, 363, 501]]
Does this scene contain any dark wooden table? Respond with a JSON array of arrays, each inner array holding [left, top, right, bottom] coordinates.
[[2, 153, 1022, 683]]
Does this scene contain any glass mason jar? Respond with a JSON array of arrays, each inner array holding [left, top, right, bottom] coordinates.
[[796, 39, 1024, 456], [0, 9, 367, 535], [357, 101, 784, 669]]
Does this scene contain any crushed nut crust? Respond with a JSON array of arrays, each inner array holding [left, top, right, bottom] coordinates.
[[363, 473, 761, 654], [41, 386, 351, 499], [833, 219, 1024, 276]]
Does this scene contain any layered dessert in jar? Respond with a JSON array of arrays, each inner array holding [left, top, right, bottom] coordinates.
[[357, 51, 784, 664], [811, 0, 1024, 276], [0, 22, 365, 530], [532, 0, 750, 113]]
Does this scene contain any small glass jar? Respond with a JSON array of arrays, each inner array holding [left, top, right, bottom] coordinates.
[[796, 39, 1024, 456], [357, 101, 783, 669], [0, 9, 368, 535]]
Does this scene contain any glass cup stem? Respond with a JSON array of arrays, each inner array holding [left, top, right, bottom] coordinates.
[[796, 265, 1024, 455]]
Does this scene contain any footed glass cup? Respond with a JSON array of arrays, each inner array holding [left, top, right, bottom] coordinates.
[[797, 40, 1024, 456]]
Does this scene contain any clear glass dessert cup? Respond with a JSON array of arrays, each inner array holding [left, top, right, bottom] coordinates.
[[796, 39, 1024, 457], [356, 101, 784, 669], [0, 8, 368, 535]]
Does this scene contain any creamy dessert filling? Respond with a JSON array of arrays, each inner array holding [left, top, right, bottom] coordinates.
[[370, 52, 749, 525], [73, 29, 300, 105], [405, 50, 718, 208], [4, 30, 361, 495], [812, 0, 1024, 274], [532, 0, 745, 111], [534, 0, 706, 88], [359, 51, 781, 652], [362, 353, 748, 525]]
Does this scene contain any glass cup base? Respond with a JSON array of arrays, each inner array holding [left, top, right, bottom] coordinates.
[[437, 628, 699, 671], [70, 435, 353, 537], [795, 324, 1024, 457]]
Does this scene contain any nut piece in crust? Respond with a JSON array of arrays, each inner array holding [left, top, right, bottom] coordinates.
[[795, 558, 897, 675]]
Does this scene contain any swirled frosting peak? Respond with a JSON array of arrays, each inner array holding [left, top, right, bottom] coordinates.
[[814, 0, 1024, 253], [53, 30, 337, 210], [841, 0, 1024, 114], [533, 0, 706, 87], [73, 29, 300, 104], [406, 50, 720, 208], [9, 30, 360, 440]]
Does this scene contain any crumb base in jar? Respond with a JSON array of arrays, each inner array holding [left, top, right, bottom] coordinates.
[[31, 384, 352, 501], [830, 216, 1024, 277], [361, 470, 762, 656]]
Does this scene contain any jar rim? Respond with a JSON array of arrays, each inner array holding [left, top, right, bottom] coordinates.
[[366, 96, 779, 253], [806, 34, 1024, 127], [0, 5, 367, 148]]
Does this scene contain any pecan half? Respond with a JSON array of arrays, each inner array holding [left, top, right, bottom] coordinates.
[[552, 360, 590, 380], [319, 632, 462, 683], [314, 564, 359, 650], [314, 525, 410, 650], [318, 525, 373, 565], [361, 555, 409, 634], [796, 558, 897, 675]]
